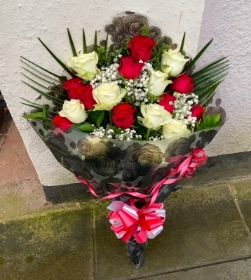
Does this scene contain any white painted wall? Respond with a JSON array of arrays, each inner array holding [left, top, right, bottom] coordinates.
[[198, 0, 251, 156], [1, 0, 207, 185]]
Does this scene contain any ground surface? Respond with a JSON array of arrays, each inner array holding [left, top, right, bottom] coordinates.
[[1, 121, 251, 279]]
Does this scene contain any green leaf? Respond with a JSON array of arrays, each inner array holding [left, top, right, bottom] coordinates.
[[96, 110, 105, 127], [42, 105, 47, 118], [21, 73, 63, 97], [93, 31, 98, 52], [21, 103, 42, 110], [211, 113, 221, 124], [198, 82, 221, 107], [67, 28, 77, 56], [89, 110, 105, 127], [184, 39, 213, 72], [191, 56, 229, 105], [37, 37, 75, 77], [20, 56, 61, 79], [180, 32, 186, 53], [191, 57, 228, 78], [140, 25, 149, 36], [77, 122, 95, 132], [23, 111, 45, 119], [104, 33, 108, 52], [22, 81, 63, 105], [21, 98, 43, 108], [21, 66, 57, 85], [83, 29, 87, 54], [194, 112, 222, 132]]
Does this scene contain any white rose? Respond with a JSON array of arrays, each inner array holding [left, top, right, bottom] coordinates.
[[67, 51, 99, 81], [138, 104, 172, 129], [93, 82, 126, 111], [161, 48, 189, 77], [59, 99, 87, 123], [162, 119, 191, 139], [149, 70, 172, 96]]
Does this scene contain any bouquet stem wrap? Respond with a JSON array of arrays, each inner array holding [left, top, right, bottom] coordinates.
[[77, 147, 207, 204]]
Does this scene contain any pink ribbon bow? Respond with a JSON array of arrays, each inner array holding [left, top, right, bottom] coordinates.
[[107, 200, 165, 243]]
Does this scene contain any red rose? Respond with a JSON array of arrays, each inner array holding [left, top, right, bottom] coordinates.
[[63, 77, 83, 91], [159, 93, 176, 113], [170, 74, 194, 94], [128, 35, 156, 62], [190, 104, 204, 121], [63, 78, 96, 110], [118, 56, 144, 80], [111, 103, 135, 129], [52, 114, 73, 131]]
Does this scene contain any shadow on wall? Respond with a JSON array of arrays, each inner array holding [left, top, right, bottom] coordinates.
[[0, 91, 12, 147]]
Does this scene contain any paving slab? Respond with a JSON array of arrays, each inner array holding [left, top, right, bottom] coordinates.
[[145, 258, 251, 280], [0, 121, 38, 186], [232, 180, 251, 232], [94, 185, 251, 280], [0, 208, 94, 280]]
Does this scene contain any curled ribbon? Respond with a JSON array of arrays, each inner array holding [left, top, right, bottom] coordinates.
[[76, 148, 207, 205], [107, 200, 165, 243]]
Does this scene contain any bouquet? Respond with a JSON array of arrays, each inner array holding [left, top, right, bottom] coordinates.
[[21, 12, 228, 268]]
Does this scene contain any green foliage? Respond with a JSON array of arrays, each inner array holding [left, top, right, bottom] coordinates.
[[140, 25, 149, 36], [192, 57, 229, 107], [37, 37, 75, 77], [149, 42, 169, 71], [93, 31, 98, 52], [194, 113, 221, 131], [88, 110, 105, 127], [20, 56, 61, 80], [77, 122, 95, 132], [21, 81, 63, 105], [67, 28, 77, 57], [83, 29, 87, 54], [23, 105, 52, 128], [184, 39, 213, 72], [179, 32, 186, 53]]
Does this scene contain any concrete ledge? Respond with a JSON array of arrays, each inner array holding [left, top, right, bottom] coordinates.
[[42, 151, 251, 203]]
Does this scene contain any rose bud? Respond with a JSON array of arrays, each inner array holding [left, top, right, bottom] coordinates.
[[170, 74, 194, 94], [118, 56, 144, 80], [190, 104, 204, 121], [128, 35, 156, 62], [63, 78, 96, 110], [51, 114, 73, 131], [111, 103, 135, 129], [159, 93, 176, 113]]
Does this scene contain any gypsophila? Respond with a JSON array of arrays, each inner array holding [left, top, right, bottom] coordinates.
[[173, 92, 198, 127]]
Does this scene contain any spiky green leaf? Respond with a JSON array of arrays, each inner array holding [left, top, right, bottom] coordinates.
[[93, 31, 98, 52], [180, 32, 186, 53], [22, 81, 63, 105], [83, 29, 87, 53], [184, 39, 213, 72], [67, 28, 77, 56], [37, 37, 75, 77]]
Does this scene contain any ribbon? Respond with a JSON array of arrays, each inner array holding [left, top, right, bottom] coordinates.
[[76, 148, 207, 205], [107, 200, 165, 243]]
